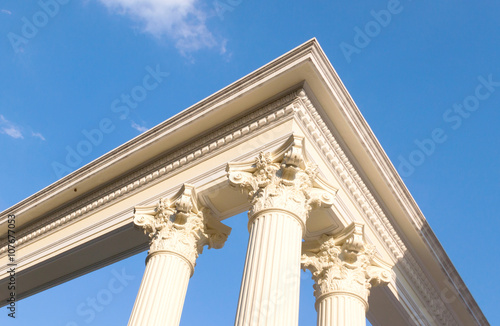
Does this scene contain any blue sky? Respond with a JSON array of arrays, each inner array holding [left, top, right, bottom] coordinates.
[[1, 0, 499, 325]]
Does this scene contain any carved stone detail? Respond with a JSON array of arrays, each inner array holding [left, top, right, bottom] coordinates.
[[0, 90, 299, 255], [1, 86, 460, 325], [295, 91, 457, 325], [133, 184, 230, 269], [302, 223, 392, 305], [227, 137, 336, 227]]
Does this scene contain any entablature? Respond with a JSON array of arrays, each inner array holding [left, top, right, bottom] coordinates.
[[0, 39, 486, 325]]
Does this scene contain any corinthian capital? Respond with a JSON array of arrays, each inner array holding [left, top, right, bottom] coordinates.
[[133, 184, 231, 271], [302, 223, 392, 304], [227, 136, 337, 227]]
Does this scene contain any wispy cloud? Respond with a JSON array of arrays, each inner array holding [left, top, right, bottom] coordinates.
[[32, 131, 46, 141], [2, 126, 23, 139], [97, 0, 220, 55], [1, 9, 12, 15], [0, 115, 46, 140], [0, 115, 23, 139], [131, 121, 148, 133]]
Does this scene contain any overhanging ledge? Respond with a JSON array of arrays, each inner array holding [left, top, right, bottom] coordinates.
[[0, 39, 488, 325]]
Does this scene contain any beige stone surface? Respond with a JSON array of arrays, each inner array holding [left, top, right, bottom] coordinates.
[[0, 39, 487, 325]]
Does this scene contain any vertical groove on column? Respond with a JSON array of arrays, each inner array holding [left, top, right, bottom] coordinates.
[[259, 213, 277, 325], [158, 256, 173, 323], [291, 213, 302, 325], [248, 217, 261, 324], [270, 214, 284, 326], [235, 212, 302, 326], [317, 294, 366, 326], [128, 254, 191, 326], [129, 254, 160, 323], [238, 217, 258, 324], [253, 214, 271, 324]]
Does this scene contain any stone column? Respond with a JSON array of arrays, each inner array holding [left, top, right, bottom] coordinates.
[[228, 137, 337, 326], [128, 184, 231, 326], [302, 223, 392, 326]]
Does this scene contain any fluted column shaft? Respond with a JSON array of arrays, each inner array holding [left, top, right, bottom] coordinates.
[[228, 141, 336, 326], [128, 252, 191, 326], [302, 223, 392, 326], [316, 293, 367, 326], [235, 209, 303, 325], [127, 184, 230, 326]]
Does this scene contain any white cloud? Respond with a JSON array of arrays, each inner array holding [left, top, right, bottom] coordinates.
[[2, 126, 23, 139], [0, 115, 23, 139], [0, 115, 46, 141], [32, 132, 46, 141], [1, 9, 12, 15], [131, 121, 148, 133], [98, 0, 219, 54]]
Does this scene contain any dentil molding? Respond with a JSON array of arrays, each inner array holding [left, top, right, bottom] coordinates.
[[1, 87, 457, 325], [294, 90, 458, 325], [0, 90, 300, 256]]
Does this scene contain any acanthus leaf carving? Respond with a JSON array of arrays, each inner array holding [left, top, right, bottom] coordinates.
[[302, 223, 392, 304], [133, 184, 231, 269], [227, 136, 337, 226], [296, 91, 458, 325]]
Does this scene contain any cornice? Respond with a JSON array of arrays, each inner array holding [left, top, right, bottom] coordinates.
[[0, 89, 300, 256], [294, 90, 458, 325], [0, 39, 486, 325], [2, 86, 462, 325], [306, 42, 486, 325], [0, 38, 319, 229]]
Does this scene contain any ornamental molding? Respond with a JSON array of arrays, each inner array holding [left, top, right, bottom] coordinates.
[[133, 184, 230, 273], [302, 223, 392, 306], [294, 90, 458, 325], [0, 86, 459, 324], [227, 136, 337, 230], [0, 89, 301, 256]]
